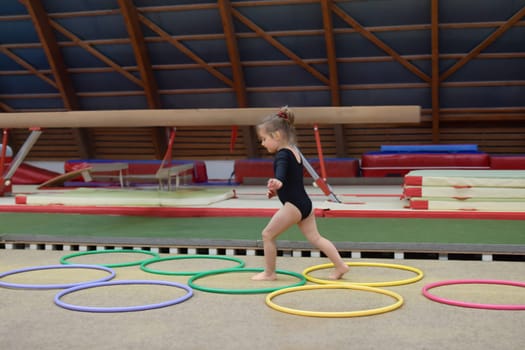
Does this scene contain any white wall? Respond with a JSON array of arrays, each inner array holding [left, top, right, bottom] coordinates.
[[204, 160, 234, 180]]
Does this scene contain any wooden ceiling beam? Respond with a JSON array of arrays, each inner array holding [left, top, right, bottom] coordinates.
[[0, 45, 57, 88], [331, 3, 431, 83], [234, 0, 316, 5], [431, 0, 440, 143], [23, 0, 78, 110], [218, 0, 247, 106], [118, 0, 165, 159], [218, 0, 258, 158], [440, 6, 525, 82], [321, 0, 340, 105], [321, 0, 346, 157], [138, 13, 234, 88], [231, 8, 329, 85], [23, 0, 91, 159], [49, 19, 144, 87], [0, 101, 15, 112], [118, 0, 160, 108]]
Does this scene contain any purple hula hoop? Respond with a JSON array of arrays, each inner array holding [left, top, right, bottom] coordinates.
[[54, 280, 193, 313], [422, 279, 525, 310], [0, 264, 116, 290]]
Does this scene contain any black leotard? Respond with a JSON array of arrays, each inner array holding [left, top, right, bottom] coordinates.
[[274, 148, 312, 220]]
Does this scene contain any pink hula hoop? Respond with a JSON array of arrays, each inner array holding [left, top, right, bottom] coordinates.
[[422, 279, 525, 310]]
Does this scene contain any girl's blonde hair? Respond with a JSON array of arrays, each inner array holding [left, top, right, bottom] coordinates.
[[256, 106, 297, 145]]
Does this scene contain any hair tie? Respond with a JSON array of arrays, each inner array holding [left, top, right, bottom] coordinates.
[[276, 111, 288, 120]]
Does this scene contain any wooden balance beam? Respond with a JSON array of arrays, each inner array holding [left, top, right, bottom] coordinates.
[[0, 106, 420, 128]]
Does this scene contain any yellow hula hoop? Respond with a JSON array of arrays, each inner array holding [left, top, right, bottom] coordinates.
[[303, 262, 424, 287], [265, 284, 404, 318]]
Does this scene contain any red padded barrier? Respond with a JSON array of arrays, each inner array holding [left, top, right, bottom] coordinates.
[[234, 159, 273, 184], [361, 153, 490, 177], [234, 158, 359, 184], [490, 155, 525, 170]]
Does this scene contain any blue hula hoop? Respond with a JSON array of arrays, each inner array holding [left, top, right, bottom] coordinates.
[[54, 280, 193, 313], [0, 264, 116, 290]]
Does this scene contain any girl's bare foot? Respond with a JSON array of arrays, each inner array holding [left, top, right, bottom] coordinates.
[[251, 271, 277, 281], [328, 264, 350, 280]]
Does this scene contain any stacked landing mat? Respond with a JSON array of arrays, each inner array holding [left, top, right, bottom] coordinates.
[[404, 170, 525, 212], [15, 188, 235, 207]]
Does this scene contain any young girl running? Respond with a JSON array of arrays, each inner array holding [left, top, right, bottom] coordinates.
[[251, 106, 349, 281]]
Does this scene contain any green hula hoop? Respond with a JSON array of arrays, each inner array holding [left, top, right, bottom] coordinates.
[[303, 262, 424, 287], [60, 249, 160, 268], [188, 267, 306, 294], [140, 255, 245, 276], [266, 284, 404, 318]]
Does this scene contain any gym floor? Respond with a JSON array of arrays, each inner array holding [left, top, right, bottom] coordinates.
[[1, 184, 524, 350], [1, 250, 524, 350]]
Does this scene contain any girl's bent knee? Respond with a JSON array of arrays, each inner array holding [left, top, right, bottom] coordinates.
[[261, 230, 275, 241]]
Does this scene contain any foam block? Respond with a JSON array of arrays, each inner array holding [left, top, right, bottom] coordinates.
[[234, 158, 359, 184], [380, 144, 478, 153], [362, 153, 490, 177], [490, 155, 525, 170]]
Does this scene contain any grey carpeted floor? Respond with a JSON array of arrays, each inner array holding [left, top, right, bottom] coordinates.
[[1, 250, 524, 350]]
